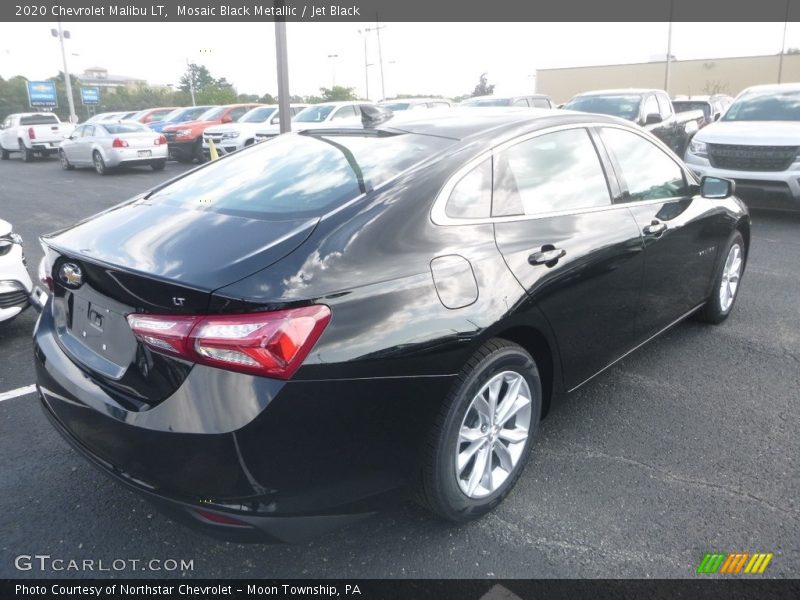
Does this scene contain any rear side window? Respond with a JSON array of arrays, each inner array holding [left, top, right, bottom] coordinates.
[[149, 132, 452, 219], [445, 159, 492, 219], [20, 114, 58, 125], [600, 128, 687, 201], [492, 128, 611, 217], [531, 98, 551, 109], [512, 98, 529, 107]]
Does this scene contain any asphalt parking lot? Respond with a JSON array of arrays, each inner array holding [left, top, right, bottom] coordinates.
[[0, 154, 798, 579]]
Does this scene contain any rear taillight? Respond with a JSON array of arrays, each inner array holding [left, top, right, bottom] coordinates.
[[126, 306, 331, 379], [155, 135, 167, 145], [111, 138, 129, 148], [28, 127, 35, 140]]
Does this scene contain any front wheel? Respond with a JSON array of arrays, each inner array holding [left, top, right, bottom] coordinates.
[[1, 147, 9, 160], [696, 231, 746, 324], [418, 339, 542, 522], [59, 149, 74, 170]]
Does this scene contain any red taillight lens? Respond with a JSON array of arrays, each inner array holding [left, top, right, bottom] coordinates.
[[111, 138, 129, 148], [126, 306, 331, 379], [154, 135, 167, 146], [28, 127, 35, 140]]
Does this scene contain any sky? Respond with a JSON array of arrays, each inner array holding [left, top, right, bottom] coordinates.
[[0, 22, 797, 100]]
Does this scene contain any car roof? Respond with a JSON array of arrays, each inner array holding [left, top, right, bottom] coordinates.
[[367, 107, 621, 141], [740, 82, 800, 94], [465, 94, 550, 101], [380, 98, 451, 104], [573, 89, 664, 97]]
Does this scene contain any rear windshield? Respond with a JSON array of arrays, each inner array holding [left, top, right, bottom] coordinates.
[[381, 102, 411, 111], [102, 123, 150, 134], [240, 106, 277, 123], [20, 114, 59, 125], [148, 132, 453, 219], [166, 106, 213, 122], [460, 98, 512, 107], [672, 101, 711, 118], [197, 107, 225, 121], [563, 95, 642, 120], [294, 105, 336, 122], [722, 90, 800, 121]]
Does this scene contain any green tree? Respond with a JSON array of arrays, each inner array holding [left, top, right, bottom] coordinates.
[[319, 85, 358, 102], [471, 73, 495, 97]]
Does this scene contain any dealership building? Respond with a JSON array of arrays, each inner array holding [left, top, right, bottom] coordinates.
[[536, 53, 800, 103]]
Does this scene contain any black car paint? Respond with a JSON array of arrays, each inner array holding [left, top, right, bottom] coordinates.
[[33, 110, 749, 542]]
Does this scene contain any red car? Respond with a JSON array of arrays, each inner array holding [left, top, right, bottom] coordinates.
[[129, 107, 181, 125], [162, 104, 263, 163]]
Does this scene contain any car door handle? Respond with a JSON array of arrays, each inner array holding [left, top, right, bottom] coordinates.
[[528, 247, 566, 266], [643, 221, 667, 236]]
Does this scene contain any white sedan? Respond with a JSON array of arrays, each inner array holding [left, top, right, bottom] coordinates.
[[0, 219, 33, 324], [59, 121, 169, 175]]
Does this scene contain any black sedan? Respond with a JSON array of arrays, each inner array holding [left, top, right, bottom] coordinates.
[[33, 107, 750, 542]]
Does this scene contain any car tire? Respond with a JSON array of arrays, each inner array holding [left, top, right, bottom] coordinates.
[[1, 147, 9, 160], [696, 231, 746, 325], [59, 149, 74, 170], [417, 338, 542, 522], [151, 159, 166, 171], [193, 139, 204, 163], [93, 151, 108, 175], [19, 140, 33, 162]]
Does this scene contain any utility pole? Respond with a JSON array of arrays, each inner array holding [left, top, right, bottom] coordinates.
[[363, 21, 386, 100], [664, 0, 674, 94], [778, 0, 790, 83], [275, 17, 291, 134], [52, 22, 77, 123]]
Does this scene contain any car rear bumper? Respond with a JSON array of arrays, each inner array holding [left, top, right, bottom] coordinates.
[[103, 146, 168, 168], [33, 301, 454, 540], [0, 245, 33, 322]]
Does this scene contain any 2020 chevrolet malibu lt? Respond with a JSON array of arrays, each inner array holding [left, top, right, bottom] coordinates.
[[34, 107, 750, 542]]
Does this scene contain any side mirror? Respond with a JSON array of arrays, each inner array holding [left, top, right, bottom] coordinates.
[[644, 113, 662, 125], [270, 115, 280, 124], [221, 115, 233, 124], [63, 133, 73, 140], [714, 113, 721, 121], [700, 176, 735, 199]]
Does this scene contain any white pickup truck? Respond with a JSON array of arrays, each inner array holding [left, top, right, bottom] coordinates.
[[0, 112, 75, 162]]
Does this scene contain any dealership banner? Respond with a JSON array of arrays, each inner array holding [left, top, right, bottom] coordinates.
[[2, 579, 800, 599], [3, 0, 799, 22], [80, 87, 100, 106], [25, 81, 57, 108]]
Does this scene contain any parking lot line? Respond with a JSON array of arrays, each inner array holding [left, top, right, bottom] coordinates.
[[0, 384, 36, 403]]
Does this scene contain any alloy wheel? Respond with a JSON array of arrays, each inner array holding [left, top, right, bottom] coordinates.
[[455, 371, 532, 499], [719, 243, 743, 312]]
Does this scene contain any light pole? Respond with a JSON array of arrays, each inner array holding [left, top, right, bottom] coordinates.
[[274, 19, 291, 134], [362, 21, 386, 101], [327, 53, 339, 88], [357, 29, 374, 99], [51, 22, 77, 123], [663, 0, 674, 94], [778, 0, 790, 83]]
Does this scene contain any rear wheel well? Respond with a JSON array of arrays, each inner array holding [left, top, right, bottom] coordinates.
[[494, 327, 555, 419]]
